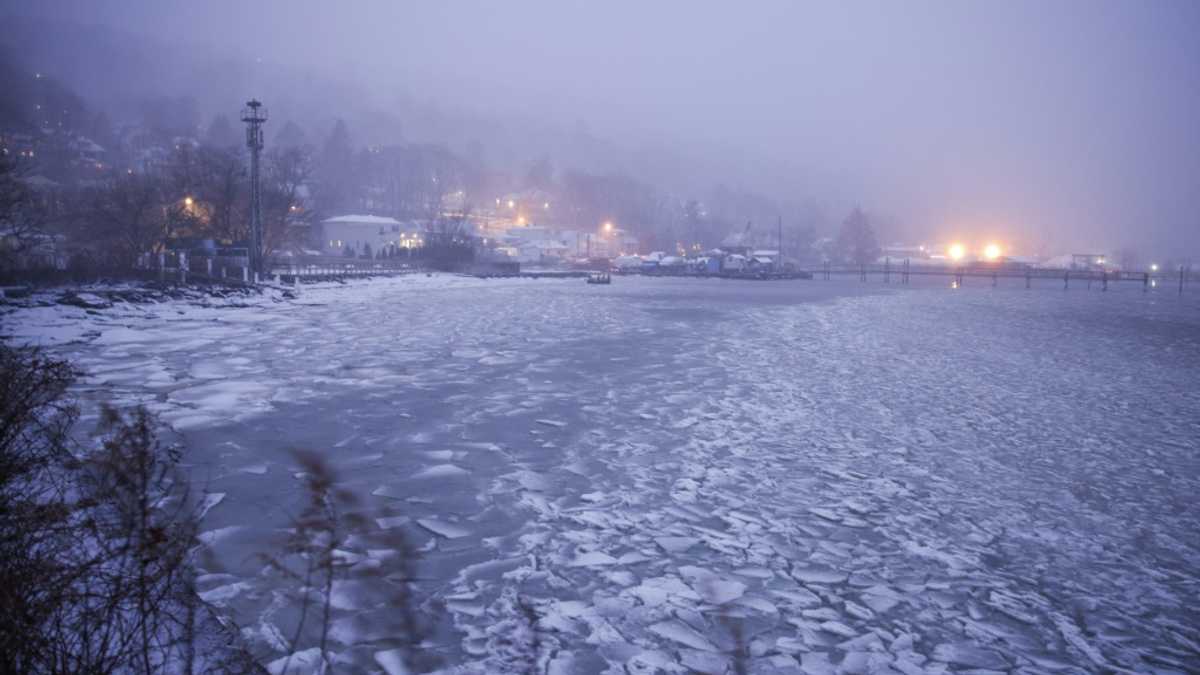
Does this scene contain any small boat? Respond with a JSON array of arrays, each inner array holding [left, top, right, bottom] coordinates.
[[586, 272, 612, 285]]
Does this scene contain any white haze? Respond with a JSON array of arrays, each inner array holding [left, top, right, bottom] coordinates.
[[13, 0, 1200, 256]]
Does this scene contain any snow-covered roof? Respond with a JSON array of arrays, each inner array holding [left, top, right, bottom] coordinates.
[[753, 256, 774, 264], [322, 215, 403, 225], [752, 250, 780, 257], [1039, 254, 1074, 269]]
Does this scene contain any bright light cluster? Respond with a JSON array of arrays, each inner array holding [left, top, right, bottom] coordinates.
[[946, 242, 1003, 261]]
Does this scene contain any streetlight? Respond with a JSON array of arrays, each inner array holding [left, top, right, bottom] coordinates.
[[1150, 263, 1159, 272], [948, 243, 966, 261], [983, 243, 1001, 261], [603, 221, 613, 233], [183, 196, 194, 207]]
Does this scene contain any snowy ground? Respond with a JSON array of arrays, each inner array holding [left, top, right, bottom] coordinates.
[[4, 275, 1199, 674]]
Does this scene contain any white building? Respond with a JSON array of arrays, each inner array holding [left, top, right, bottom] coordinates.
[[313, 215, 423, 256]]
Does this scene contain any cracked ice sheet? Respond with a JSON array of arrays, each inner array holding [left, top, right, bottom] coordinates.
[[7, 276, 1200, 673]]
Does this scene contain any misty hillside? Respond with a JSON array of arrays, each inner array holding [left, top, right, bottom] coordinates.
[[0, 12, 852, 234], [0, 15, 690, 192]]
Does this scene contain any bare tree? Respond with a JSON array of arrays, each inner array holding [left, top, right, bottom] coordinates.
[[1, 347, 228, 674], [61, 405, 199, 674], [0, 153, 47, 272], [262, 451, 436, 674], [0, 345, 77, 673], [188, 146, 246, 244], [77, 172, 170, 269], [423, 205, 474, 270], [262, 146, 312, 257]]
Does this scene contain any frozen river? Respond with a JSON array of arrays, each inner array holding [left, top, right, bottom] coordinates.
[[6, 275, 1200, 673]]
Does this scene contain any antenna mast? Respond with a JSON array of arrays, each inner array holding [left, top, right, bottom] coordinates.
[[241, 99, 268, 277]]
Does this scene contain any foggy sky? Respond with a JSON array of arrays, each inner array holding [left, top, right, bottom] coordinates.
[[15, 0, 1200, 256]]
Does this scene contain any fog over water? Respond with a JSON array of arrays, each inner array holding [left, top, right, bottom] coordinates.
[[8, 0, 1200, 256]]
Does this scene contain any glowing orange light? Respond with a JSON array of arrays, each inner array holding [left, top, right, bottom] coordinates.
[[983, 243, 1001, 261], [948, 243, 966, 261]]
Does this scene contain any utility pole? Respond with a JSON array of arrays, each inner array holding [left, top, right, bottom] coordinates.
[[241, 99, 268, 278], [777, 215, 783, 268]]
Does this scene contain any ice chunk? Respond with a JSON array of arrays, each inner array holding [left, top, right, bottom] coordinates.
[[733, 567, 773, 579], [734, 595, 778, 614], [514, 470, 552, 491], [375, 515, 410, 530], [198, 492, 225, 519], [800, 652, 835, 675], [655, 536, 700, 553], [267, 648, 323, 675], [700, 578, 744, 605], [411, 463, 469, 479], [844, 601, 875, 621], [1051, 613, 1110, 669], [535, 418, 567, 428], [818, 621, 857, 638], [372, 485, 406, 500], [416, 518, 471, 539], [648, 620, 718, 651], [680, 650, 730, 674], [931, 643, 1008, 670], [771, 587, 822, 607], [679, 565, 746, 604], [792, 567, 848, 584], [568, 551, 619, 567], [860, 585, 902, 614], [197, 525, 244, 546], [198, 581, 251, 604], [628, 576, 703, 606], [373, 649, 411, 675]]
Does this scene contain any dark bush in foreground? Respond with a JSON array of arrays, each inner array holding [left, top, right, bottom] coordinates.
[[0, 345, 257, 674]]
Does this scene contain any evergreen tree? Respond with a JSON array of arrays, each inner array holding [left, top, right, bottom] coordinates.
[[316, 120, 357, 215], [273, 120, 308, 150], [835, 207, 880, 265]]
